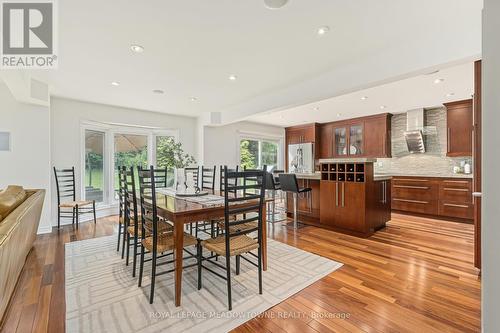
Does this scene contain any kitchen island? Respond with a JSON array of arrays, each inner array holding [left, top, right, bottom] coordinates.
[[285, 160, 392, 237]]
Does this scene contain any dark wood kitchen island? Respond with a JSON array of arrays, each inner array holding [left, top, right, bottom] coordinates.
[[285, 159, 391, 237]]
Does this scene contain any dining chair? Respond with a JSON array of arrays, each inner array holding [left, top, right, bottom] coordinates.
[[191, 166, 218, 238], [117, 167, 126, 252], [137, 166, 200, 304], [184, 166, 200, 188], [123, 166, 173, 277], [198, 166, 266, 310], [53, 166, 96, 229]]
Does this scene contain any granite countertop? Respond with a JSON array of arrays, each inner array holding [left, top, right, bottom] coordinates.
[[374, 173, 473, 179], [319, 158, 377, 163], [293, 173, 321, 180]]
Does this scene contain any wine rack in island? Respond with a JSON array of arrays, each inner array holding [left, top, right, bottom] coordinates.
[[319, 161, 390, 237]]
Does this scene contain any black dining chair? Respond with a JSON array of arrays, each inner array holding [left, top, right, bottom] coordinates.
[[184, 166, 200, 188], [278, 173, 311, 229], [137, 166, 200, 304], [53, 166, 96, 229], [201, 165, 216, 193], [117, 167, 127, 253], [198, 166, 267, 310]]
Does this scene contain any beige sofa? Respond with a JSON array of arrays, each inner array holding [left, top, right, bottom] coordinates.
[[0, 187, 45, 324]]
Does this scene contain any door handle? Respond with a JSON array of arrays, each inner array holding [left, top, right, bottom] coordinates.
[[335, 182, 339, 207], [472, 192, 482, 198], [341, 182, 345, 207]]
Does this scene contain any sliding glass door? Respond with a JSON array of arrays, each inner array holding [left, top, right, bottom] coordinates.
[[113, 133, 148, 197], [84, 130, 105, 203]]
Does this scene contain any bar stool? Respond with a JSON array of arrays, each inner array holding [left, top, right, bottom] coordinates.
[[265, 172, 286, 223], [278, 173, 311, 229]]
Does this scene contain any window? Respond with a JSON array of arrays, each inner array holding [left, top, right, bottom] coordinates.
[[155, 135, 176, 187], [84, 130, 105, 203], [113, 133, 148, 197], [240, 138, 279, 169]]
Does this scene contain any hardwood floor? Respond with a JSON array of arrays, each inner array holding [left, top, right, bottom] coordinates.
[[1, 213, 481, 332]]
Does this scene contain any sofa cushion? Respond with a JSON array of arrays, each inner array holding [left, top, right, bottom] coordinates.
[[0, 186, 27, 222]]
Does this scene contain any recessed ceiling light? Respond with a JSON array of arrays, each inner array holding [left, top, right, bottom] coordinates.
[[152, 89, 164, 94], [228, 75, 237, 81], [130, 44, 144, 53], [337, 113, 342, 117], [361, 96, 368, 100], [190, 97, 198, 102], [111, 81, 120, 86], [279, 115, 284, 119], [314, 106, 320, 111], [446, 92, 455, 97], [434, 78, 444, 84], [380, 105, 387, 109], [264, 0, 288, 9], [317, 26, 330, 36]]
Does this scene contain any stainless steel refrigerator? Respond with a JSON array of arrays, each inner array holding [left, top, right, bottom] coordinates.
[[288, 143, 314, 174]]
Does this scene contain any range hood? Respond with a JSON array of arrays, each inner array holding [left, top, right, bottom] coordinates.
[[404, 109, 426, 153]]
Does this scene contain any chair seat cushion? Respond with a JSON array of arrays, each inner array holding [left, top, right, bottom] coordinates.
[[202, 235, 258, 256], [59, 200, 93, 208], [127, 221, 172, 237], [142, 232, 197, 253], [0, 186, 27, 222]]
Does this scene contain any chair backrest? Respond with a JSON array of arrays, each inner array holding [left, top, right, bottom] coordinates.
[[201, 166, 216, 193], [53, 167, 76, 204], [220, 165, 239, 193], [243, 165, 270, 194], [223, 166, 267, 241], [138, 166, 160, 240], [278, 173, 300, 193], [185, 166, 199, 188], [117, 166, 127, 219], [138, 166, 169, 189], [123, 166, 139, 227], [264, 171, 278, 190]]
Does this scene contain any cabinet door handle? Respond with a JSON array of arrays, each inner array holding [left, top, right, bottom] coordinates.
[[443, 203, 469, 208], [383, 181, 387, 203], [394, 179, 429, 182], [443, 188, 469, 192], [393, 198, 429, 204], [394, 185, 430, 190], [335, 182, 339, 207], [341, 182, 345, 207], [443, 180, 469, 184]]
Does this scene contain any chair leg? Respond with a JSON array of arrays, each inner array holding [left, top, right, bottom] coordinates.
[[150, 249, 157, 304], [57, 207, 61, 229], [258, 247, 263, 295], [93, 201, 97, 224], [132, 233, 138, 277], [72, 207, 75, 225], [125, 233, 130, 266], [75, 205, 79, 229], [195, 222, 199, 238], [121, 221, 127, 259], [225, 255, 232, 311], [236, 255, 240, 275], [138, 244, 145, 287], [197, 240, 202, 290], [117, 219, 122, 252]]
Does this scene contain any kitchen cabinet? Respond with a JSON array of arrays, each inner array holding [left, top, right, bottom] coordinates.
[[444, 99, 473, 157], [319, 124, 333, 159], [364, 114, 392, 158], [372, 179, 391, 230], [391, 176, 473, 221], [317, 113, 391, 159], [285, 124, 320, 172]]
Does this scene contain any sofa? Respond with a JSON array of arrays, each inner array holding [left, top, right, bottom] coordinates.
[[0, 186, 45, 324]]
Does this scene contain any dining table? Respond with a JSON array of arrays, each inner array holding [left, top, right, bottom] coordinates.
[[155, 189, 270, 307]]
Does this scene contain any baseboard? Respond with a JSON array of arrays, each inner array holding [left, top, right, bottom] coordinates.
[[36, 225, 53, 234]]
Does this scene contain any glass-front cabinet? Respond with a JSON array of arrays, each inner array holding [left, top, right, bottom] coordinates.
[[333, 123, 364, 157]]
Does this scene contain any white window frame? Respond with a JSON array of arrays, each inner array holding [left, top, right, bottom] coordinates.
[[237, 131, 284, 170], [80, 120, 179, 207]]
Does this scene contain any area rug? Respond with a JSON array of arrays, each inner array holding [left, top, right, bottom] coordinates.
[[65, 235, 342, 333]]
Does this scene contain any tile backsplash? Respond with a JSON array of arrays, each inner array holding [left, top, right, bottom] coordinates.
[[375, 107, 472, 177]]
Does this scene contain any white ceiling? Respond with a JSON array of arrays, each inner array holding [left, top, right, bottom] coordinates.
[[31, 0, 482, 120], [247, 62, 474, 126]]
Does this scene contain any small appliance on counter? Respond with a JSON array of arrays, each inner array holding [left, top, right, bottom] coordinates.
[[288, 143, 314, 174]]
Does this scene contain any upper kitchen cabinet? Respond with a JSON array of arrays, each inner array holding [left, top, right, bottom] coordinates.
[[333, 123, 364, 157], [285, 123, 318, 144], [319, 123, 333, 159], [364, 113, 392, 158], [444, 99, 473, 157]]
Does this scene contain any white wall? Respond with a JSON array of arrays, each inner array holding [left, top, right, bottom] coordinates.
[[50, 97, 198, 226], [203, 121, 285, 176], [0, 83, 52, 234], [482, 0, 499, 331]]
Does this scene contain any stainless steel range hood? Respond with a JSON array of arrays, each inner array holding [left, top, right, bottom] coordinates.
[[404, 109, 426, 153]]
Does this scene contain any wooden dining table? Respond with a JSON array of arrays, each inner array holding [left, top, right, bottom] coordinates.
[[155, 190, 270, 307]]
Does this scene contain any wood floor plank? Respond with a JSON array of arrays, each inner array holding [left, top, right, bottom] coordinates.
[[0, 213, 481, 333]]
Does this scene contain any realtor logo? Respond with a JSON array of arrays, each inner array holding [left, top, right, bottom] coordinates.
[[1, 0, 58, 68]]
